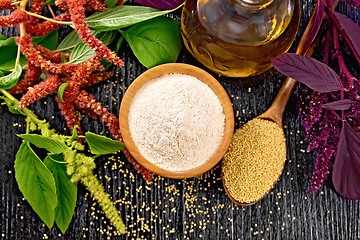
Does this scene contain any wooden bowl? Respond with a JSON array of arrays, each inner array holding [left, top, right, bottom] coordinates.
[[119, 63, 234, 179]]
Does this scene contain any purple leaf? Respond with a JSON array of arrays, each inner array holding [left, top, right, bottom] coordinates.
[[323, 99, 353, 110], [326, 7, 360, 65], [272, 53, 344, 93], [134, 0, 183, 9], [343, 121, 360, 178], [332, 122, 360, 200], [299, 0, 324, 55]]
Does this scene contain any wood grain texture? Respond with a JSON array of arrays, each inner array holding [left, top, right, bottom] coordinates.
[[1, 1, 360, 240]]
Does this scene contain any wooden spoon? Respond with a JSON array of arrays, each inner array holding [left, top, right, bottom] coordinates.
[[222, 76, 296, 206], [222, 1, 324, 206]]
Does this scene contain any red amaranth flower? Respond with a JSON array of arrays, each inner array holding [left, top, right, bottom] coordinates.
[[67, 88, 98, 119], [122, 148, 153, 181], [26, 13, 72, 37], [0, 8, 28, 27], [299, 85, 342, 193], [299, 88, 327, 133], [309, 146, 335, 193], [56, 96, 84, 136], [79, 72, 114, 89], [18, 74, 62, 109], [18, 34, 79, 74], [64, 55, 105, 100], [55, 0, 68, 10], [85, 0, 107, 12], [8, 63, 42, 95], [0, 0, 16, 10], [67, 0, 124, 67], [35, 44, 64, 63]]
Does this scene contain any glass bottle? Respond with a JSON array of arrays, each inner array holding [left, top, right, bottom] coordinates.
[[181, 0, 300, 78]]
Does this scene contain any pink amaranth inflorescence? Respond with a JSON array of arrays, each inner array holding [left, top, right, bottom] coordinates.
[[18, 34, 79, 74], [18, 74, 62, 109], [67, 0, 124, 67], [0, 8, 28, 27], [0, 0, 16, 10]]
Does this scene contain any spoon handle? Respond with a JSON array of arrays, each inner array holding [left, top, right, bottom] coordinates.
[[260, 77, 296, 127], [259, 2, 327, 126]]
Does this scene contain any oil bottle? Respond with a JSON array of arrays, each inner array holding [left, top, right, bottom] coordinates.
[[181, 0, 300, 78]]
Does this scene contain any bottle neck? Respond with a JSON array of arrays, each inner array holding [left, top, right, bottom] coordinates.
[[233, 0, 274, 11]]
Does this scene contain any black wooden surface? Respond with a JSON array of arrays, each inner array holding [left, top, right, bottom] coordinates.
[[1, 1, 360, 239]]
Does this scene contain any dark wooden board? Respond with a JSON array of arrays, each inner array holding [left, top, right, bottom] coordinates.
[[1, 1, 360, 239]]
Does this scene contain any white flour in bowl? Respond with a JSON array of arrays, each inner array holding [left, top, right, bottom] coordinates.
[[127, 73, 225, 172]]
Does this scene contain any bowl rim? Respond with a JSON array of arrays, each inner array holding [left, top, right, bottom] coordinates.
[[119, 63, 234, 179]]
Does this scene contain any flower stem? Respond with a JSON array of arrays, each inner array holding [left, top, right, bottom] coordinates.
[[0, 88, 16, 102], [47, 5, 56, 18], [19, 0, 28, 10], [0, 89, 45, 125], [24, 10, 72, 25], [19, 0, 28, 36], [332, 24, 357, 90]]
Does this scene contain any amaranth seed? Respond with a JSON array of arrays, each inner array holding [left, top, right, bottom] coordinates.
[[222, 118, 286, 203]]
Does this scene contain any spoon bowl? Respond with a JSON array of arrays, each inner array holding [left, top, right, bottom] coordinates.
[[221, 113, 287, 206]]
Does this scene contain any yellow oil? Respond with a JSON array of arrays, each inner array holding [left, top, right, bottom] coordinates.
[[181, 0, 300, 78]]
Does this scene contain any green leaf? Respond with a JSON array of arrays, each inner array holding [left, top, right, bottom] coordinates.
[[85, 4, 182, 31], [100, 59, 112, 70], [17, 134, 68, 153], [44, 0, 55, 5], [121, 16, 183, 69], [71, 125, 79, 140], [40, 72, 49, 80], [0, 63, 22, 89], [69, 42, 96, 64], [0, 38, 28, 70], [85, 132, 125, 155], [57, 30, 83, 53], [61, 53, 68, 63], [46, 153, 66, 163], [57, 83, 69, 103], [0, 34, 6, 47], [32, 30, 59, 51], [44, 154, 77, 234], [105, 0, 117, 8], [14, 141, 57, 229], [0, 69, 12, 74], [115, 35, 124, 53], [58, 31, 114, 58], [69, 31, 116, 64]]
